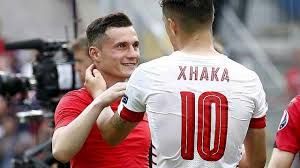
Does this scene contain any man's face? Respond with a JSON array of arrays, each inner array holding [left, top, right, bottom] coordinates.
[[97, 26, 140, 80], [74, 48, 92, 84]]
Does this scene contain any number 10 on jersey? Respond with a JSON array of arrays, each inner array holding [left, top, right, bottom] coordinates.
[[180, 91, 228, 161]]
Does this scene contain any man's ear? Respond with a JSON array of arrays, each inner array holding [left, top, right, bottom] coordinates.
[[89, 46, 101, 63], [167, 18, 178, 36]]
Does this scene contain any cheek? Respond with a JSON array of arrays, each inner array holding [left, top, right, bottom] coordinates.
[[111, 54, 123, 62]]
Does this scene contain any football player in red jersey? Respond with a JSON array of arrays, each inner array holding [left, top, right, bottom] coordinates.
[[52, 12, 150, 168], [268, 96, 300, 168]]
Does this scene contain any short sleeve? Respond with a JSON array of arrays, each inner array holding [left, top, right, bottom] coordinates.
[[54, 90, 91, 129], [253, 75, 268, 118], [118, 66, 148, 122], [249, 74, 268, 128], [275, 99, 300, 153]]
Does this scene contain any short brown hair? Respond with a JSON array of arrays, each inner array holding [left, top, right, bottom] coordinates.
[[86, 12, 133, 48], [160, 0, 214, 33]]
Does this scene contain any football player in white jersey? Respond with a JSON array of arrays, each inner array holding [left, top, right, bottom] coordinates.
[[84, 0, 268, 167]]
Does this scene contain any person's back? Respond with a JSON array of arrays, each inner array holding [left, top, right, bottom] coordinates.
[[127, 51, 266, 167]]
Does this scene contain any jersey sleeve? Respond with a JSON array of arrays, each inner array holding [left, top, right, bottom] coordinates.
[[249, 74, 268, 128], [274, 98, 300, 153], [54, 91, 86, 129], [118, 66, 148, 122]]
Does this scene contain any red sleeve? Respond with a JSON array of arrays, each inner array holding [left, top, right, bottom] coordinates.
[[119, 106, 145, 122], [249, 116, 266, 128], [275, 98, 300, 153], [54, 89, 92, 129]]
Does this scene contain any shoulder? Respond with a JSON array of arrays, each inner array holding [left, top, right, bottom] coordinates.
[[287, 96, 300, 115], [223, 57, 261, 84], [139, 56, 169, 70], [64, 88, 91, 100], [130, 56, 169, 79], [227, 57, 258, 75], [278, 96, 300, 131], [56, 88, 93, 108], [54, 88, 92, 128]]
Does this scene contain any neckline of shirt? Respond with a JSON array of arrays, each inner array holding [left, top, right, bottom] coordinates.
[[171, 51, 228, 59]]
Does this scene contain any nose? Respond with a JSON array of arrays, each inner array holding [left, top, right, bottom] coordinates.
[[127, 45, 139, 59]]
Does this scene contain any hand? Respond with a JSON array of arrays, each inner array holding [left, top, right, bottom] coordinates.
[[94, 82, 127, 108], [84, 64, 106, 99]]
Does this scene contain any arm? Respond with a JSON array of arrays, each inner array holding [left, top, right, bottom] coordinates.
[[239, 75, 267, 168], [268, 98, 300, 168], [97, 109, 138, 145], [52, 100, 105, 163], [85, 65, 146, 146], [239, 128, 266, 168], [83, 66, 140, 146], [52, 64, 125, 162], [268, 148, 295, 168]]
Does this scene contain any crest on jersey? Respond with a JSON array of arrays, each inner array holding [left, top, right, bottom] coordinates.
[[122, 94, 128, 104], [278, 110, 289, 131]]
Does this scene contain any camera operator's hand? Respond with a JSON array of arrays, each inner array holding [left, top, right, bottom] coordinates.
[[84, 64, 107, 99], [94, 82, 126, 108]]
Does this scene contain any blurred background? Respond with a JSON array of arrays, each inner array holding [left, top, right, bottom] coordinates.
[[0, 0, 300, 167]]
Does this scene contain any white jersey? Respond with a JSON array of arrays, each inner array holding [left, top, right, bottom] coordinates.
[[118, 51, 268, 168]]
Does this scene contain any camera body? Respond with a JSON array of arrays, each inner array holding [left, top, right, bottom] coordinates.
[[2, 39, 78, 168], [2, 38, 80, 110]]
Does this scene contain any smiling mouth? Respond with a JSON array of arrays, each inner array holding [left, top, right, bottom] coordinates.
[[122, 63, 136, 66]]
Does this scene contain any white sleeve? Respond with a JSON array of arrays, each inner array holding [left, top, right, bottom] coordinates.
[[253, 74, 268, 118], [118, 66, 148, 115]]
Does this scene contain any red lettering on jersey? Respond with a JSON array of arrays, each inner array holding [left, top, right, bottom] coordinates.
[[211, 67, 220, 81], [180, 91, 228, 161], [197, 92, 228, 161], [190, 66, 198, 80], [179, 66, 229, 82], [178, 66, 187, 80], [221, 68, 230, 82], [180, 92, 196, 160], [200, 67, 209, 81]]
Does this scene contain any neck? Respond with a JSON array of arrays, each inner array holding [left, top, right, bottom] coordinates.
[[178, 29, 218, 55], [100, 70, 127, 88]]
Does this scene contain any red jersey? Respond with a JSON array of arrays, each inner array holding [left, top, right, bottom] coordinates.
[[275, 96, 300, 154], [54, 88, 151, 168]]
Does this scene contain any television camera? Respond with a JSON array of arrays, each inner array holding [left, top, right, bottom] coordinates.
[[1, 38, 79, 168], [2, 38, 80, 111]]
